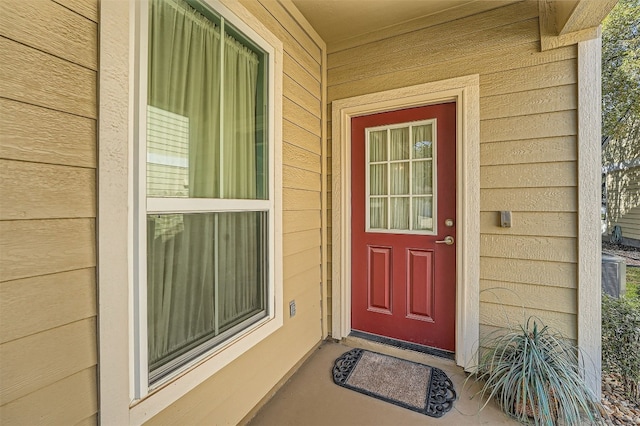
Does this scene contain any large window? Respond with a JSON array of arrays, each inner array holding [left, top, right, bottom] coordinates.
[[138, 0, 277, 388]]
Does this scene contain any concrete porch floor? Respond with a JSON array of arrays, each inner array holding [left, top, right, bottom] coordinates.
[[245, 338, 518, 425]]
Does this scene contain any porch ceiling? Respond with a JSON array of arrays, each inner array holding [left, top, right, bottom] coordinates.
[[291, 0, 518, 50]]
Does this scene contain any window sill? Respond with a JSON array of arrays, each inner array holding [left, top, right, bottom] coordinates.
[[129, 313, 282, 424]]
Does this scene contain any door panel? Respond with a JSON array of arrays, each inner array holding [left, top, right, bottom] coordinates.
[[351, 102, 456, 352], [406, 249, 434, 321], [367, 246, 392, 313]]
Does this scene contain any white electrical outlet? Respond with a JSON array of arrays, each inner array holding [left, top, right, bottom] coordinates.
[[289, 300, 296, 317]]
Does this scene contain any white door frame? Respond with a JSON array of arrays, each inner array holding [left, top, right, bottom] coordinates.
[[331, 75, 480, 368]]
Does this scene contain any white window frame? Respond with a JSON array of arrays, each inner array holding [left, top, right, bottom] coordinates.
[[98, 0, 283, 423], [364, 119, 438, 235]]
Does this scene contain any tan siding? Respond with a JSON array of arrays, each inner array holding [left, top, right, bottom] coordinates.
[[481, 235, 577, 263], [0, 319, 97, 405], [284, 247, 321, 280], [283, 165, 321, 192], [284, 97, 321, 137], [607, 166, 640, 233], [481, 110, 577, 143], [0, 98, 96, 168], [52, 0, 99, 22], [283, 188, 321, 211], [481, 162, 577, 188], [283, 229, 321, 257], [327, 4, 579, 338], [481, 257, 577, 288], [284, 265, 322, 301], [0, 2, 97, 421], [284, 74, 322, 116], [284, 52, 321, 99], [148, 0, 325, 423], [480, 280, 577, 314], [285, 266, 320, 308], [481, 187, 577, 212], [283, 142, 321, 173], [616, 205, 640, 241], [0, 268, 96, 344], [481, 302, 576, 339], [329, 1, 538, 70], [0, 0, 97, 70], [329, 19, 540, 86], [0, 219, 96, 282], [75, 414, 98, 426], [480, 85, 576, 120], [283, 119, 322, 155], [0, 37, 96, 119], [329, 43, 576, 101], [480, 59, 577, 96], [480, 212, 577, 238], [283, 210, 322, 233], [0, 367, 97, 425], [480, 136, 577, 166], [0, 160, 95, 220]]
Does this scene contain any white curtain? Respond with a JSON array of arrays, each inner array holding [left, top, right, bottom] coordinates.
[[368, 125, 435, 231], [368, 130, 386, 228], [412, 124, 433, 231], [146, 0, 263, 372], [219, 34, 261, 329]]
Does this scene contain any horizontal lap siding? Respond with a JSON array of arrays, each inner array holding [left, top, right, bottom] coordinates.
[[327, 1, 578, 338], [607, 167, 640, 240], [617, 211, 640, 240], [0, 1, 98, 424], [616, 205, 640, 241], [146, 0, 325, 424]]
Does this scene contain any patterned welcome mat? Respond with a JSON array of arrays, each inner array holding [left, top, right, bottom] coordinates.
[[332, 348, 456, 418]]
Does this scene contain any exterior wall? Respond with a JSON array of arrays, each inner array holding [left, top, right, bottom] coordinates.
[[0, 0, 99, 424], [617, 205, 640, 242], [327, 1, 579, 339], [607, 167, 640, 241], [144, 0, 325, 423]]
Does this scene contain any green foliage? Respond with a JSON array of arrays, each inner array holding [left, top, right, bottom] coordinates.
[[602, 0, 640, 165], [469, 317, 603, 426], [625, 266, 640, 306], [602, 293, 640, 402]]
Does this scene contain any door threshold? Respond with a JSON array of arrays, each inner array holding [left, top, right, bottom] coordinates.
[[348, 330, 455, 360]]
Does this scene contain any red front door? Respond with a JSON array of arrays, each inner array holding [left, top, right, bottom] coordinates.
[[351, 102, 456, 352]]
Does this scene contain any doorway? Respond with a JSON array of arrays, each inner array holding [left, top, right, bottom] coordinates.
[[350, 103, 457, 352]]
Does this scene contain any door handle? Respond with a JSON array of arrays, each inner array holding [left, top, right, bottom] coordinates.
[[435, 236, 454, 245]]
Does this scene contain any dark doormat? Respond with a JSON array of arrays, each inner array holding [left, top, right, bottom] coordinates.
[[332, 348, 456, 418]]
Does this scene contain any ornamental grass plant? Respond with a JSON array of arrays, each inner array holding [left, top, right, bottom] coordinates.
[[469, 317, 604, 426]]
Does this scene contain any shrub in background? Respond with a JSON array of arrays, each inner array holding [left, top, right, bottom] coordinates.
[[602, 293, 640, 402]]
